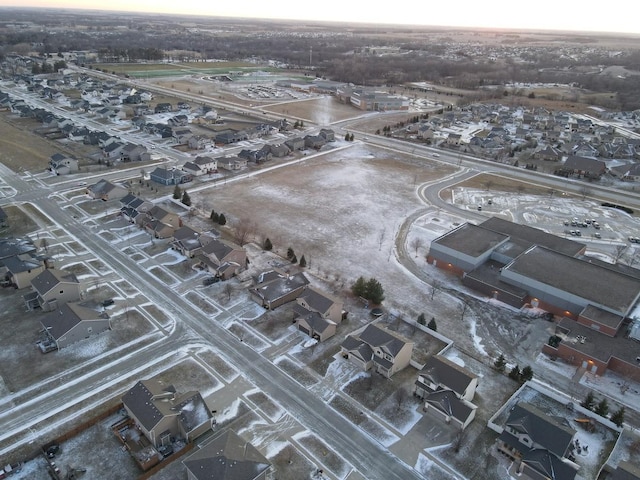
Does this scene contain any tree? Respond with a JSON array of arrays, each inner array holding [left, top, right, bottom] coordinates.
[[344, 132, 350, 141], [581, 391, 596, 410], [217, 213, 226, 225], [595, 398, 609, 417], [520, 365, 534, 382], [613, 244, 628, 264], [173, 184, 182, 199], [417, 313, 426, 326], [263, 238, 273, 251], [287, 247, 295, 260], [508, 365, 521, 381], [223, 282, 233, 302], [429, 279, 443, 301], [299, 255, 307, 267], [181, 190, 191, 206], [459, 300, 470, 321], [210, 210, 219, 222], [611, 407, 625, 427], [351, 276, 367, 298], [290, 254, 298, 264], [394, 387, 408, 410], [494, 354, 507, 372], [427, 318, 437, 331], [365, 278, 385, 304], [410, 237, 424, 257]]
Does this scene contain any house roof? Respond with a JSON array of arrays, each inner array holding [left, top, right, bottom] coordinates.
[[31, 268, 79, 295], [293, 306, 335, 334], [355, 324, 412, 356], [40, 302, 108, 340], [521, 448, 578, 480], [3, 254, 43, 274], [202, 239, 238, 263], [420, 355, 477, 397], [503, 245, 640, 315], [425, 388, 475, 423], [183, 430, 270, 480], [0, 237, 36, 260], [88, 179, 125, 197], [612, 461, 640, 480], [503, 402, 575, 458], [250, 272, 310, 304], [564, 155, 606, 174], [296, 287, 337, 316], [432, 223, 508, 259]]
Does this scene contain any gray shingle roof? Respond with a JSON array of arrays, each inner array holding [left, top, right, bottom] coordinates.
[[420, 355, 477, 397]]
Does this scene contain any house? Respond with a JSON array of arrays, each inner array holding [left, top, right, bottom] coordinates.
[[414, 355, 479, 430], [304, 135, 326, 150], [198, 239, 247, 280], [611, 461, 640, 480], [215, 129, 247, 144], [171, 226, 204, 258], [341, 324, 414, 378], [192, 156, 217, 173], [120, 143, 148, 162], [319, 128, 335, 142], [173, 128, 192, 145], [534, 146, 563, 162], [40, 302, 111, 350], [269, 143, 291, 158], [149, 167, 190, 186], [121, 379, 213, 448], [102, 140, 126, 159], [0, 206, 8, 228], [447, 133, 462, 146], [217, 157, 247, 171], [249, 271, 310, 310], [120, 194, 154, 225], [87, 179, 128, 201], [285, 137, 305, 151], [292, 287, 344, 342], [609, 162, 640, 182], [24, 269, 82, 311], [496, 402, 579, 480], [563, 155, 606, 178], [183, 430, 270, 480], [144, 205, 182, 238], [154, 102, 172, 113], [182, 161, 206, 177], [49, 153, 78, 174], [188, 135, 212, 150]]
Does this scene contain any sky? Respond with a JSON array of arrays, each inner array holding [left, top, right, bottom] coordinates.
[[1, 0, 639, 35]]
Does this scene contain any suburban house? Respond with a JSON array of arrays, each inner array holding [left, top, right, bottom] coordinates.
[[214, 129, 247, 144], [304, 135, 326, 150], [120, 194, 154, 225], [197, 238, 247, 280], [49, 153, 78, 174], [87, 179, 129, 201], [292, 287, 344, 342], [149, 167, 191, 186], [216, 157, 247, 171], [183, 430, 271, 480], [120, 143, 149, 162], [341, 324, 414, 378], [609, 162, 640, 182], [610, 461, 640, 480], [144, 205, 182, 239], [563, 155, 606, 179], [414, 355, 479, 430], [40, 302, 111, 350], [284, 137, 305, 151], [121, 379, 213, 448], [249, 271, 310, 310], [319, 128, 336, 142], [171, 225, 206, 258], [496, 402, 579, 480], [182, 156, 217, 177], [2, 250, 49, 289], [24, 268, 82, 311]]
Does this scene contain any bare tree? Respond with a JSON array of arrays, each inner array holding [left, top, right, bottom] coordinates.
[[483, 179, 494, 191], [378, 228, 386, 251], [626, 249, 639, 267], [459, 299, 470, 321], [233, 218, 253, 246], [410, 237, 424, 257], [223, 282, 233, 302], [430, 279, 443, 301], [613, 244, 628, 264], [453, 427, 467, 453], [548, 188, 556, 198], [394, 387, 409, 410]]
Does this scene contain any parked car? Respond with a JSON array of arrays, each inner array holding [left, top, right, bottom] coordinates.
[[37, 340, 56, 353], [594, 232, 601, 239], [202, 276, 220, 286]]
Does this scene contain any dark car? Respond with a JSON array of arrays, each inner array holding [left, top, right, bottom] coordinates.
[[102, 298, 115, 307], [202, 276, 220, 286]]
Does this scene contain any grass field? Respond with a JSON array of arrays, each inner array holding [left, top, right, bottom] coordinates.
[[94, 61, 276, 78]]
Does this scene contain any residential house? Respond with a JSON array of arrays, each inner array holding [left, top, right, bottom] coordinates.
[[414, 355, 479, 430], [40, 302, 111, 350], [249, 271, 310, 310], [304, 135, 326, 150], [563, 155, 606, 179], [183, 430, 270, 480], [188, 135, 212, 150], [447, 133, 462, 146], [182, 161, 206, 177], [285, 137, 305, 151], [496, 402, 579, 480], [87, 179, 129, 201], [120, 194, 153, 225], [609, 162, 640, 182], [3, 253, 47, 289], [534, 146, 563, 162], [269, 143, 291, 158], [215, 129, 248, 144], [198, 238, 247, 279], [168, 114, 189, 127], [171, 226, 205, 258], [103, 141, 126, 159], [341, 324, 414, 378], [217, 157, 247, 171], [0, 206, 7, 228], [144, 206, 182, 238], [49, 153, 78, 175], [319, 128, 335, 142], [192, 156, 217, 173], [149, 167, 190, 186], [611, 461, 640, 480], [120, 143, 149, 162], [24, 269, 82, 311], [154, 103, 172, 113], [121, 379, 213, 448], [292, 287, 344, 342], [173, 128, 192, 145]]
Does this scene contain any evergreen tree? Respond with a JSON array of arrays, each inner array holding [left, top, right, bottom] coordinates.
[[287, 247, 295, 260], [581, 391, 596, 410], [290, 254, 297, 264], [595, 398, 609, 417], [217, 213, 226, 225], [520, 365, 534, 382], [508, 365, 521, 381], [427, 318, 437, 331], [494, 354, 507, 373], [263, 238, 273, 251], [181, 190, 191, 206], [345, 132, 350, 141], [365, 278, 385, 304], [351, 276, 367, 298], [173, 184, 182, 199], [610, 407, 625, 427], [417, 313, 426, 326], [349, 133, 355, 141], [299, 255, 306, 267]]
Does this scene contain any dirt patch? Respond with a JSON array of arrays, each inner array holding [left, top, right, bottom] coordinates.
[[449, 172, 553, 196], [342, 366, 419, 411], [0, 204, 38, 236]]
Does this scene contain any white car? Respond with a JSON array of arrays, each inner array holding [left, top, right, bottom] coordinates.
[[432, 153, 440, 158]]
